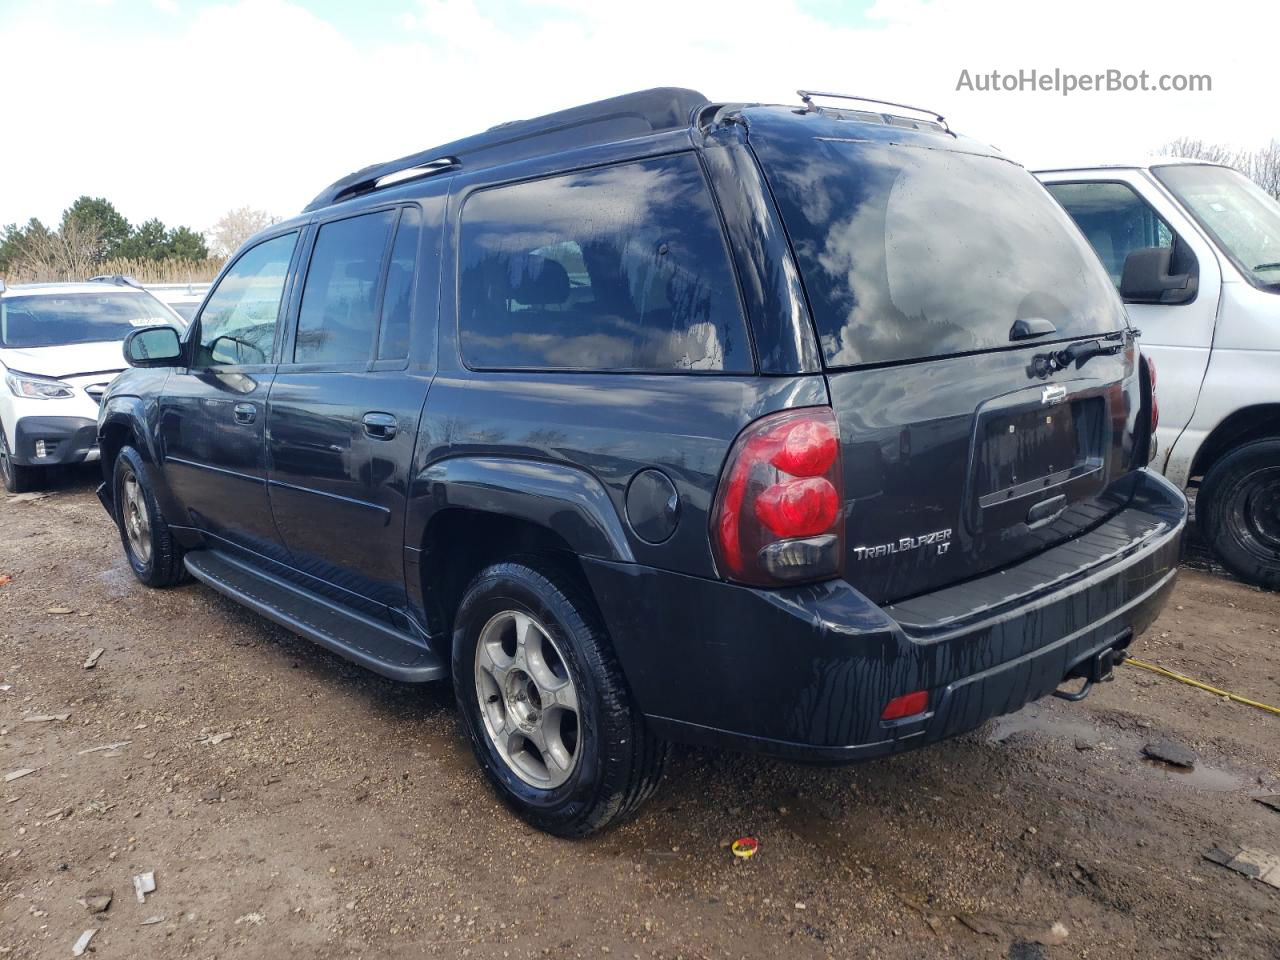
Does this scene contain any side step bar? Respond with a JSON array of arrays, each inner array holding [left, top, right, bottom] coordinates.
[[184, 550, 447, 683]]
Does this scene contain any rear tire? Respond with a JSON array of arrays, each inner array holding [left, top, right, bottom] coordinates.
[[112, 445, 187, 587], [1, 429, 42, 494], [1198, 438, 1280, 590], [452, 558, 667, 837]]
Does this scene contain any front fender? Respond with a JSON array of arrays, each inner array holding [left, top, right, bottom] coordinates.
[[97, 393, 178, 519], [408, 456, 635, 563]]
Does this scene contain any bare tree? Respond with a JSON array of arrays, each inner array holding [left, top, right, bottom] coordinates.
[[208, 206, 280, 257], [1161, 138, 1280, 199], [10, 216, 105, 282], [1251, 140, 1280, 199]]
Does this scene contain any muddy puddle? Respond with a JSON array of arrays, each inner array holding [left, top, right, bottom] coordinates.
[[990, 703, 1251, 792]]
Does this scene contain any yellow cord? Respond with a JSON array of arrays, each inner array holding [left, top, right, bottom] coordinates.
[[1124, 657, 1280, 717]]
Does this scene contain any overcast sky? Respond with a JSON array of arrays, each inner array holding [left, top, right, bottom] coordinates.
[[1, 0, 1273, 235]]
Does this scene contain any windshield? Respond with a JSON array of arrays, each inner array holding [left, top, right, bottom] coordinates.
[[1153, 164, 1280, 292], [755, 139, 1126, 367], [0, 291, 180, 349]]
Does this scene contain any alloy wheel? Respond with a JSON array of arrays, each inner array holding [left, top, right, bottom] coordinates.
[[474, 610, 581, 789], [0, 434, 12, 490], [121, 470, 153, 564]]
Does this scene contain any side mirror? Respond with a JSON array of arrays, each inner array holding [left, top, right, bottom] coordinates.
[[123, 325, 183, 367], [1120, 247, 1197, 305]]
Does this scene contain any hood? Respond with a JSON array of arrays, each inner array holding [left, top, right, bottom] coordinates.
[[0, 340, 127, 380]]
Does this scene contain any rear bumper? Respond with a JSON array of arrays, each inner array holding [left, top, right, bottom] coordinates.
[[10, 416, 99, 466], [584, 469, 1187, 762]]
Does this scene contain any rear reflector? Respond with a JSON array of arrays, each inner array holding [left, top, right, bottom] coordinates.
[[880, 690, 929, 721]]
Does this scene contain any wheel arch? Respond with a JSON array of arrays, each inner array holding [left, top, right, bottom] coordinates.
[[98, 395, 167, 510], [1189, 403, 1280, 483], [408, 456, 634, 643]]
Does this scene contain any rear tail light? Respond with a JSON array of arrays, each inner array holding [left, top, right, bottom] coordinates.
[[710, 407, 844, 586]]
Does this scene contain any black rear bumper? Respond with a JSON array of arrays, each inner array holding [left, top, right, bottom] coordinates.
[[584, 469, 1186, 762]]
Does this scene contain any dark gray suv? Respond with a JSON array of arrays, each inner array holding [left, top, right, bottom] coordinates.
[[97, 88, 1186, 836]]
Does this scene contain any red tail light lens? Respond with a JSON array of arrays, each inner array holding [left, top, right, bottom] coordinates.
[[711, 407, 844, 586]]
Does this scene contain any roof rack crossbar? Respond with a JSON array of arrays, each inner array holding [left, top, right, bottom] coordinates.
[[796, 90, 953, 135]]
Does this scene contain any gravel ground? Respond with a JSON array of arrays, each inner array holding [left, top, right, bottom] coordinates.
[[2, 467, 1278, 959]]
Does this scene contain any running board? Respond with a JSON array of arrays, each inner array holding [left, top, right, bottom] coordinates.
[[184, 550, 447, 683]]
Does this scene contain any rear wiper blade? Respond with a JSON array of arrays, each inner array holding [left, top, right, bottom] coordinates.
[[1056, 338, 1123, 369], [1029, 332, 1126, 377]]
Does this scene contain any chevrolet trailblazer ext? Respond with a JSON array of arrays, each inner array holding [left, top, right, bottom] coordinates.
[[97, 89, 1186, 836]]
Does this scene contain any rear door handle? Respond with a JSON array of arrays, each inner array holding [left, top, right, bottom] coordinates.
[[233, 403, 257, 425], [362, 412, 398, 440]]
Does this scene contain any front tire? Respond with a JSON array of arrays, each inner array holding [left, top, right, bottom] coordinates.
[[112, 446, 187, 587], [1198, 438, 1280, 590], [452, 559, 667, 837], [1, 429, 42, 494]]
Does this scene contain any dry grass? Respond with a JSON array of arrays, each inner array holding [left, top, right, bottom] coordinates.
[[4, 256, 225, 285]]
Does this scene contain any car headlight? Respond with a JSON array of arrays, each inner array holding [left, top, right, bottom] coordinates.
[[5, 372, 76, 400]]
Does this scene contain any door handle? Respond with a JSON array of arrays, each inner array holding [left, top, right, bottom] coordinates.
[[362, 412, 398, 440], [233, 403, 257, 425]]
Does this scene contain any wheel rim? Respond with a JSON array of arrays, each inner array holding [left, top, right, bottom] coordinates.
[[0, 434, 12, 488], [121, 469, 153, 564], [1240, 467, 1280, 553], [474, 610, 580, 789]]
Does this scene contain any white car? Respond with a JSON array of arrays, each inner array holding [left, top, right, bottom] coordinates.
[[143, 281, 209, 323], [0, 277, 184, 493], [1037, 160, 1280, 588]]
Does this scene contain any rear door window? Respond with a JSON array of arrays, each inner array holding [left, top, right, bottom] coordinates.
[[458, 153, 752, 373], [754, 139, 1125, 367], [294, 210, 396, 364]]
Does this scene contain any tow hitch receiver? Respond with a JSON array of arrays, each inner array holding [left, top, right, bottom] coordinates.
[[1053, 631, 1132, 702]]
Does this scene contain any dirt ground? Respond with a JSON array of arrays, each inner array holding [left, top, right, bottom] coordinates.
[[2, 467, 1278, 960]]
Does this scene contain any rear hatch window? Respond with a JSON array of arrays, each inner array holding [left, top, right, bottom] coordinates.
[[748, 120, 1137, 605], [755, 137, 1124, 367]]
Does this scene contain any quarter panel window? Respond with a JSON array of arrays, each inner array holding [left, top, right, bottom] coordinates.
[[295, 210, 397, 364], [458, 153, 752, 373], [1045, 182, 1175, 286], [196, 232, 297, 366]]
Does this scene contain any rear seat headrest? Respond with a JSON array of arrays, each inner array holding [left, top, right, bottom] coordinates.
[[508, 254, 570, 306]]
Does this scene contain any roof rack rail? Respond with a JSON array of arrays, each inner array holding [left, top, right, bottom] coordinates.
[[796, 90, 953, 136], [305, 87, 708, 213], [87, 274, 142, 288], [323, 156, 462, 209]]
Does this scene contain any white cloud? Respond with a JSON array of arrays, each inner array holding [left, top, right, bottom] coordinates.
[[0, 0, 1273, 234]]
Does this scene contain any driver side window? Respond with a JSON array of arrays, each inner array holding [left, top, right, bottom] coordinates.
[[1045, 182, 1174, 287], [196, 232, 298, 366]]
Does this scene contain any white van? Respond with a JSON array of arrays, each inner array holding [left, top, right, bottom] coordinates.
[[1037, 160, 1279, 588]]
